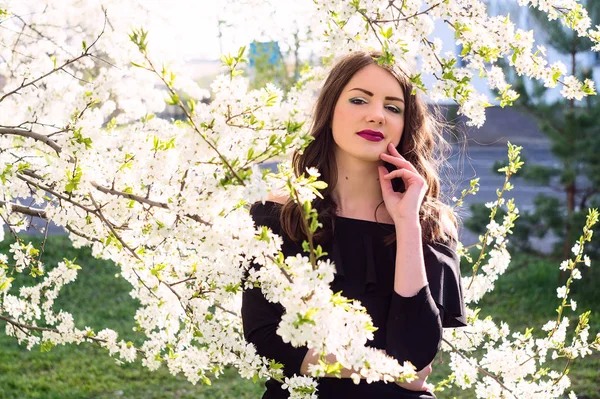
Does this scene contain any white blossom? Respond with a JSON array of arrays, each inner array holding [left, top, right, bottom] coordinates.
[[557, 286, 568, 299], [0, 1, 599, 397]]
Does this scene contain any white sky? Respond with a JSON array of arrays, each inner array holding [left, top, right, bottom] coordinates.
[[148, 0, 316, 60]]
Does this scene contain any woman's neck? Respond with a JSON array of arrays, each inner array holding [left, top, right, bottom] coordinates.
[[330, 154, 392, 222]]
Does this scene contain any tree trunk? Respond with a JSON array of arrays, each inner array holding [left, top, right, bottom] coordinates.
[[561, 182, 576, 282], [560, 48, 578, 282]]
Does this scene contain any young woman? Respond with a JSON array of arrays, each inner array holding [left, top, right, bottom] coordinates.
[[242, 51, 467, 398]]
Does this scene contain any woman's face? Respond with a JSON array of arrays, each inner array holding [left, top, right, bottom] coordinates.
[[331, 64, 405, 164]]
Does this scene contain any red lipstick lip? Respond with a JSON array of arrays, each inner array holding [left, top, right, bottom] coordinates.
[[357, 130, 384, 139]]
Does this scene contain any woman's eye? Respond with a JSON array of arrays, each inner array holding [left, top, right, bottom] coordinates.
[[386, 105, 401, 114], [349, 98, 366, 105]]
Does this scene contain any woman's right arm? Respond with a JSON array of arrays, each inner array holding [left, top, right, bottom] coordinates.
[[300, 347, 433, 392], [247, 198, 432, 390], [242, 285, 310, 377]]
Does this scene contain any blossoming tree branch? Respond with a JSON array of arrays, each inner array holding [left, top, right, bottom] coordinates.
[[0, 0, 599, 398]]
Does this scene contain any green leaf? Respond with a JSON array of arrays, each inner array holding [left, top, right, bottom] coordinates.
[[40, 341, 55, 353], [166, 92, 180, 106], [220, 54, 233, 67], [0, 278, 14, 291], [237, 45, 247, 61], [312, 181, 328, 190], [130, 61, 146, 69], [141, 113, 155, 123], [65, 166, 83, 193]]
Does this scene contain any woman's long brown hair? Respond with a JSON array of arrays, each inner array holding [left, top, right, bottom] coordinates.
[[279, 51, 458, 246]]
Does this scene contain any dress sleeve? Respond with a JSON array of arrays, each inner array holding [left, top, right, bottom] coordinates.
[[385, 285, 442, 371], [241, 202, 309, 377], [385, 237, 467, 371], [242, 286, 309, 377], [423, 238, 467, 328]]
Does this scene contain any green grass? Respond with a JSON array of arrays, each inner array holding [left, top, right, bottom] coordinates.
[[0, 236, 598, 398], [0, 235, 265, 399]]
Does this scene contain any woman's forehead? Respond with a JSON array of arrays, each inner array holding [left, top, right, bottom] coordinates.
[[344, 65, 404, 98]]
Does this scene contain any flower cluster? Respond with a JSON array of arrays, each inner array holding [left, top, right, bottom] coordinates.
[[442, 144, 599, 398], [1, 1, 599, 399], [312, 0, 599, 127]]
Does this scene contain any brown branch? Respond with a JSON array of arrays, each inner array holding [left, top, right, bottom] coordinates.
[[226, 106, 263, 123], [141, 53, 245, 186], [168, 276, 197, 287], [13, 14, 76, 58], [0, 314, 61, 334], [266, 254, 293, 284], [88, 193, 162, 303], [0, 314, 144, 354], [64, 223, 102, 243], [0, 200, 46, 218], [179, 169, 189, 193], [16, 173, 96, 214], [226, 123, 284, 131], [88, 193, 140, 261], [358, 11, 386, 49], [0, 127, 62, 155], [0, 213, 19, 241], [184, 213, 212, 226], [59, 67, 91, 85], [0, 52, 90, 103], [88, 53, 120, 70], [215, 303, 238, 317], [11, 21, 26, 55], [0, 10, 107, 103], [20, 168, 45, 180], [20, 170, 212, 229], [162, 281, 182, 300], [90, 181, 212, 226], [553, 358, 571, 385], [372, 2, 442, 23], [91, 181, 169, 209], [86, 10, 108, 51], [36, 218, 51, 265], [422, 37, 445, 69], [12, 120, 65, 131]]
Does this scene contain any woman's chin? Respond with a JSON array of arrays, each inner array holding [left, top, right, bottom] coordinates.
[[335, 146, 385, 165]]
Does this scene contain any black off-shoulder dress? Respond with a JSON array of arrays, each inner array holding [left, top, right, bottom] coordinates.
[[242, 201, 467, 399]]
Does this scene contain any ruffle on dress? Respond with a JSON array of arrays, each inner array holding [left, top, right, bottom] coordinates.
[[329, 219, 467, 328], [423, 240, 467, 327], [249, 201, 467, 328]]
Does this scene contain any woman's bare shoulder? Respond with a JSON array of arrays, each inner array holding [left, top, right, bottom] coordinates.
[[267, 190, 289, 205]]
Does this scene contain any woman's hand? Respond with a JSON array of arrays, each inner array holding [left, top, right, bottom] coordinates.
[[378, 142, 428, 224], [396, 363, 434, 392]]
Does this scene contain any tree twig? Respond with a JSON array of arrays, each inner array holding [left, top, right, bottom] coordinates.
[[0, 200, 46, 218], [90, 181, 212, 226], [16, 173, 95, 214], [442, 337, 516, 397], [0, 314, 144, 354], [0, 10, 107, 103], [0, 127, 62, 155]]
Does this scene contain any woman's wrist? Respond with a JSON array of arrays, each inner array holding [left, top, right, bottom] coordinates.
[[393, 215, 421, 230]]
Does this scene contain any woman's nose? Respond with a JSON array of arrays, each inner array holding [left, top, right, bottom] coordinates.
[[366, 105, 385, 125]]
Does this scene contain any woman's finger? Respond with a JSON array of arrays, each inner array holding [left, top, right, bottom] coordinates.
[[380, 153, 419, 175], [383, 168, 424, 186], [378, 165, 396, 196]]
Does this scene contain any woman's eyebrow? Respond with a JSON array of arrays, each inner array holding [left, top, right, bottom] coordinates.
[[349, 87, 404, 103]]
